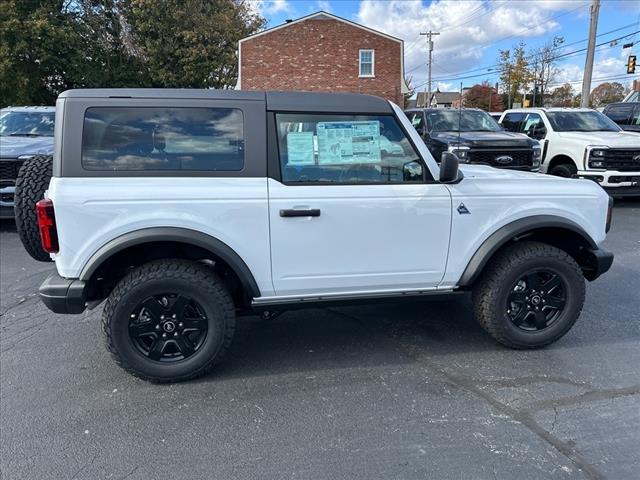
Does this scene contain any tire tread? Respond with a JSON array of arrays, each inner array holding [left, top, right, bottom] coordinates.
[[101, 259, 235, 383], [472, 241, 585, 349]]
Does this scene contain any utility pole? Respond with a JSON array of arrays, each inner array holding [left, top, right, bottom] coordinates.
[[420, 30, 440, 107], [581, 0, 600, 107], [507, 66, 512, 109]]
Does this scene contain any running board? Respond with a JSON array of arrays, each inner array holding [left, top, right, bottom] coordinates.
[[252, 288, 458, 307]]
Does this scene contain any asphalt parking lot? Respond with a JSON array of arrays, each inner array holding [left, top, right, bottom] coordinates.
[[1, 200, 639, 480]]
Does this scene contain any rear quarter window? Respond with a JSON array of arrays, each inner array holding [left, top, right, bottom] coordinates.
[[81, 107, 244, 171]]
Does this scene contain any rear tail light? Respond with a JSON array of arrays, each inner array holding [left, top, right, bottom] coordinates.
[[36, 198, 59, 253], [605, 196, 613, 233]]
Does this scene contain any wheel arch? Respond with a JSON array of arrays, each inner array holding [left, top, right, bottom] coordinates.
[[547, 153, 578, 171], [80, 227, 260, 306], [458, 215, 598, 287]]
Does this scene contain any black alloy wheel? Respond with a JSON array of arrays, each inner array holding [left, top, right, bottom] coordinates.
[[506, 269, 567, 331], [129, 294, 208, 362]]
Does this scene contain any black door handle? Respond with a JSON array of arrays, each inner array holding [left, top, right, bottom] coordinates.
[[280, 209, 321, 218]]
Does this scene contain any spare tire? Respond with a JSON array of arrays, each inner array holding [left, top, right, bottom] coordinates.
[[15, 155, 54, 262]]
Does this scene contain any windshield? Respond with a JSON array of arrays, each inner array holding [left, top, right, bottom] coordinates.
[[426, 110, 502, 132], [546, 111, 621, 132], [0, 111, 55, 137]]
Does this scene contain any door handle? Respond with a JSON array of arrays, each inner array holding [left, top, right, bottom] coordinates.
[[280, 208, 321, 218]]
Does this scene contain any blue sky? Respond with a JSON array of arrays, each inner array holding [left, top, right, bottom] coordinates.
[[251, 0, 640, 94]]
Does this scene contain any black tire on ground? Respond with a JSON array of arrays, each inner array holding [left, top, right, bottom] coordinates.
[[102, 259, 236, 382], [549, 162, 577, 178], [472, 241, 585, 349], [14, 155, 53, 262]]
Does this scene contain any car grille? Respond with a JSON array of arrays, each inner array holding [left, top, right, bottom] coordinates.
[[0, 160, 24, 182], [467, 149, 533, 169], [601, 149, 640, 172]]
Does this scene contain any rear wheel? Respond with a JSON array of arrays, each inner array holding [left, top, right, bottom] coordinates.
[[102, 259, 235, 382], [549, 162, 577, 178], [14, 155, 53, 262], [473, 241, 585, 349]]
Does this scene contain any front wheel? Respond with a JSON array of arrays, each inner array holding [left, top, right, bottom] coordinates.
[[472, 241, 585, 349], [549, 162, 577, 178], [102, 259, 235, 382]]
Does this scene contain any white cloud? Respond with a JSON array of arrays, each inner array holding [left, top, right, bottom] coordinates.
[[248, 0, 291, 16], [317, 0, 332, 12], [356, 0, 589, 92]]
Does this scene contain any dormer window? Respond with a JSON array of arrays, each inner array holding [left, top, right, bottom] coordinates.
[[359, 49, 375, 77]]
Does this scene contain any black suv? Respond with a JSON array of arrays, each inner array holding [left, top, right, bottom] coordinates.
[[405, 108, 541, 171], [602, 102, 640, 134]]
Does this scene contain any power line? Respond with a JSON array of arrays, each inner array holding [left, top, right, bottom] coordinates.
[[421, 29, 639, 86]]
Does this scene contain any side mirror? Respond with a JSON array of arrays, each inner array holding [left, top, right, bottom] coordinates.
[[439, 152, 462, 183], [532, 125, 547, 140], [403, 160, 424, 181]]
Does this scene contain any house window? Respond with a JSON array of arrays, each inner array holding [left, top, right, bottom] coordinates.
[[359, 49, 375, 77]]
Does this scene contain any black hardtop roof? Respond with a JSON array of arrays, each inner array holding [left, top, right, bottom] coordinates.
[[58, 89, 393, 114]]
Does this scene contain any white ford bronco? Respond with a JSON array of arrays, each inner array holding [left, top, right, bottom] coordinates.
[[500, 108, 640, 196], [20, 89, 614, 383]]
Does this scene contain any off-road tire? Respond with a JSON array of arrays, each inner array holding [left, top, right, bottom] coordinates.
[[102, 259, 235, 382], [14, 155, 53, 262], [472, 241, 585, 349], [549, 162, 577, 178]]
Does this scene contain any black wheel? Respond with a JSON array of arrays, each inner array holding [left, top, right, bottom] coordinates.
[[472, 241, 585, 349], [14, 155, 53, 262], [549, 162, 577, 178], [102, 259, 235, 382]]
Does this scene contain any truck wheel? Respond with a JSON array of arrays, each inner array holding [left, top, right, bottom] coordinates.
[[549, 163, 577, 178], [102, 259, 235, 382], [472, 241, 585, 349], [14, 155, 53, 262]]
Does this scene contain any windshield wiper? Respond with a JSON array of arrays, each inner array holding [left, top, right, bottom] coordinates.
[[8, 133, 43, 137]]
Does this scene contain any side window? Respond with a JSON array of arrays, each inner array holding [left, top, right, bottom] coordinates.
[[82, 107, 244, 171], [275, 113, 426, 184], [501, 112, 524, 132], [521, 113, 546, 139], [605, 106, 633, 125]]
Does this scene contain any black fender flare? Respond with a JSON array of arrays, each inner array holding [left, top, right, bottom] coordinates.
[[79, 227, 261, 298], [458, 215, 597, 287]]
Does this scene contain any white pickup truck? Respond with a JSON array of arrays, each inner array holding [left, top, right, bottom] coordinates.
[[16, 90, 614, 382], [500, 108, 640, 196]]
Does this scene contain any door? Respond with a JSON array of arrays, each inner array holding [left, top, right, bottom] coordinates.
[[268, 112, 452, 297]]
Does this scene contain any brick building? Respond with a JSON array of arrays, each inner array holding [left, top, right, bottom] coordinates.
[[237, 11, 409, 105]]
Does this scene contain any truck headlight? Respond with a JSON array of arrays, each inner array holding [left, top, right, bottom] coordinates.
[[590, 149, 606, 157], [447, 145, 470, 163]]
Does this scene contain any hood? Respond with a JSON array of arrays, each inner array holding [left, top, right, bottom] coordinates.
[[555, 131, 640, 147], [0, 135, 54, 158], [431, 131, 535, 148], [460, 164, 561, 181]]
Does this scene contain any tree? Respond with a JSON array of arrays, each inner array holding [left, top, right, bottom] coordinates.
[[124, 0, 264, 89], [548, 83, 574, 107], [590, 82, 626, 107], [498, 41, 529, 108], [0, 0, 265, 106], [463, 82, 504, 111], [529, 36, 564, 105]]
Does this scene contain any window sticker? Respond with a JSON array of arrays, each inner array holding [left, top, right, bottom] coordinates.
[[286, 131, 315, 165], [316, 121, 381, 164]]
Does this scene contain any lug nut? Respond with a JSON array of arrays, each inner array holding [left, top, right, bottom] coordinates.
[[162, 333, 167, 338], [155, 324, 160, 330], [160, 315, 165, 320], [172, 314, 177, 319], [178, 322, 183, 328], [174, 332, 178, 337]]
